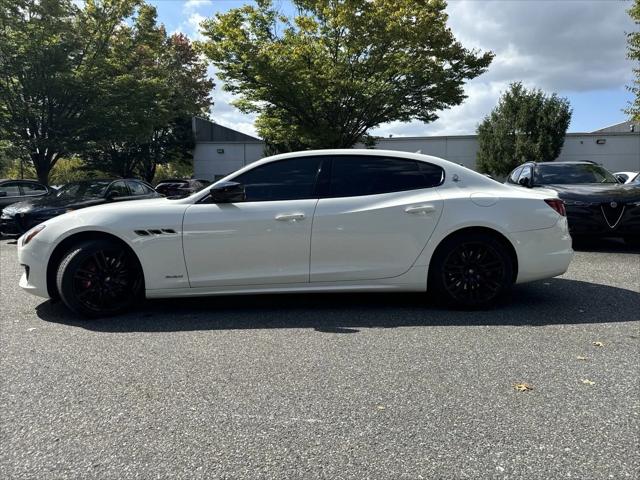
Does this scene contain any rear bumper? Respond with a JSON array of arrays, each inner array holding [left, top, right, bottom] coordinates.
[[511, 217, 573, 284]]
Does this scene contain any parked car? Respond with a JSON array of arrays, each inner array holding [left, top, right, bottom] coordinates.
[[614, 171, 639, 184], [505, 161, 640, 245], [0, 179, 50, 210], [1, 178, 160, 236], [155, 178, 211, 198], [17, 150, 573, 317]]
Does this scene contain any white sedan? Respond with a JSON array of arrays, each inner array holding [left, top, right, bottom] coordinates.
[[17, 150, 573, 317]]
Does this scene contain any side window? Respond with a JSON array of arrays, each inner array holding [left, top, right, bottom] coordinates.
[[0, 182, 22, 197], [107, 181, 129, 197], [518, 166, 532, 184], [127, 181, 149, 196], [21, 182, 47, 196], [329, 156, 441, 198], [233, 156, 324, 202], [508, 166, 524, 184]]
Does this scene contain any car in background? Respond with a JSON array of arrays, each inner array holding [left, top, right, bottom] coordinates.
[[1, 178, 160, 236], [506, 161, 640, 245], [614, 171, 639, 184], [155, 178, 211, 198], [0, 179, 50, 210]]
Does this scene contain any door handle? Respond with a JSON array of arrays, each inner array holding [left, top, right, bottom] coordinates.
[[404, 205, 436, 215], [275, 213, 305, 222]]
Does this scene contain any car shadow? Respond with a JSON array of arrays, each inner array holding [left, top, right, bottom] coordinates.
[[572, 237, 639, 254], [36, 278, 640, 333]]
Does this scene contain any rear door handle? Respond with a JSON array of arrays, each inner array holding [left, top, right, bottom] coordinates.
[[275, 213, 305, 222], [404, 205, 436, 215]]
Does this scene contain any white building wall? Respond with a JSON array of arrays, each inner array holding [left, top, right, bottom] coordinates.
[[193, 133, 639, 180]]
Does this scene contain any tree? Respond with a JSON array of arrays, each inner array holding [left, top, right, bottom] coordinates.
[[86, 9, 213, 181], [0, 0, 140, 185], [200, 0, 493, 151], [626, 0, 640, 121], [476, 83, 572, 176]]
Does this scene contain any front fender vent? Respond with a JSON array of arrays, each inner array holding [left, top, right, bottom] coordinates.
[[134, 228, 177, 236]]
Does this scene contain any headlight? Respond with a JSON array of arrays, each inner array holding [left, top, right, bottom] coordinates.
[[21, 224, 46, 246]]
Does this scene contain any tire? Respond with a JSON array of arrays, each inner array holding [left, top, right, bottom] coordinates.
[[428, 232, 514, 309], [56, 239, 143, 317]]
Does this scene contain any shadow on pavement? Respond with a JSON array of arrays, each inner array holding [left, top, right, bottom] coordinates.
[[36, 277, 640, 333]]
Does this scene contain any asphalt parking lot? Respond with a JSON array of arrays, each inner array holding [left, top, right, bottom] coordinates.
[[0, 238, 639, 479]]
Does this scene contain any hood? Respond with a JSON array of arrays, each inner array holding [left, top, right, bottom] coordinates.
[[3, 194, 106, 215], [541, 183, 640, 203]]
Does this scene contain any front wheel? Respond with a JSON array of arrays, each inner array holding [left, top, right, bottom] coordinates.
[[429, 232, 514, 309], [56, 240, 143, 317]]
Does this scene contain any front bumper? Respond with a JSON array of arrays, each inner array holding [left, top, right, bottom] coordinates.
[[565, 203, 640, 237], [18, 237, 51, 299]]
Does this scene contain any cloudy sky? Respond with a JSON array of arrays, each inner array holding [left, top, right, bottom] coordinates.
[[148, 0, 636, 138]]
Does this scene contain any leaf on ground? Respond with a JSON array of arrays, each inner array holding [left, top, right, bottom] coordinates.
[[376, 405, 386, 410], [592, 341, 604, 347], [576, 356, 588, 361], [513, 383, 533, 392], [581, 379, 595, 385]]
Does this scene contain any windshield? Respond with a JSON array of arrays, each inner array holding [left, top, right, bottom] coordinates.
[[534, 164, 619, 185], [56, 181, 111, 200]]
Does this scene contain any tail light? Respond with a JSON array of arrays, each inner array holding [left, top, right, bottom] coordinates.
[[544, 199, 566, 216]]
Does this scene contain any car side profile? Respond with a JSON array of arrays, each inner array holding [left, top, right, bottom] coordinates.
[[17, 150, 573, 317]]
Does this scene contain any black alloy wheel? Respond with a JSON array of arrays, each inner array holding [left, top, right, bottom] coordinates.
[[430, 232, 514, 308], [57, 240, 143, 317]]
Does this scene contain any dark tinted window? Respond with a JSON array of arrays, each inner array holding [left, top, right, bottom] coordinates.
[[508, 166, 524, 184], [329, 156, 443, 198], [56, 181, 111, 199], [534, 163, 619, 184], [21, 182, 47, 195], [127, 180, 152, 196], [107, 181, 129, 197], [233, 157, 324, 202], [0, 182, 21, 196], [518, 165, 532, 184]]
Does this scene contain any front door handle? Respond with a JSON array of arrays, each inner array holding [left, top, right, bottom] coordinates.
[[404, 205, 436, 215], [275, 213, 305, 222]]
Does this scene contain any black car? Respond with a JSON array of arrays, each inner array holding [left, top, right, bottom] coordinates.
[[0, 178, 160, 236], [506, 161, 640, 245], [0, 179, 50, 210], [154, 178, 211, 198]]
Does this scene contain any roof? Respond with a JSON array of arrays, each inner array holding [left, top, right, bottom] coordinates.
[[591, 120, 639, 134], [192, 117, 262, 143]]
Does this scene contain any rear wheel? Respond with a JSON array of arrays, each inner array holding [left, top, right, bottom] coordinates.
[[429, 232, 514, 309], [56, 240, 143, 317]]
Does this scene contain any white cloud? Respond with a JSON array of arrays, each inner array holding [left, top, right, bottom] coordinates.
[[184, 0, 212, 11]]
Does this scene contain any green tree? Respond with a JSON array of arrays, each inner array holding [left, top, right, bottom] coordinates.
[[200, 0, 493, 151], [626, 0, 640, 121], [87, 9, 213, 181], [0, 0, 140, 185], [476, 83, 572, 176]]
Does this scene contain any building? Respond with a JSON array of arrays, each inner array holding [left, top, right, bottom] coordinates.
[[192, 117, 640, 180]]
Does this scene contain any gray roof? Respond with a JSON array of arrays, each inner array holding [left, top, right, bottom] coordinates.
[[591, 120, 639, 134], [193, 117, 262, 143]]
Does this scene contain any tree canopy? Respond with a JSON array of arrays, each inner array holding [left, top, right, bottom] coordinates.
[[200, 0, 493, 151], [476, 83, 572, 177], [0, 0, 213, 184], [626, 0, 640, 121]]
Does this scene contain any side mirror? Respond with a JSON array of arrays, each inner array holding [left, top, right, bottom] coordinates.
[[518, 177, 531, 188], [0, 191, 6, 197], [209, 181, 246, 203]]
